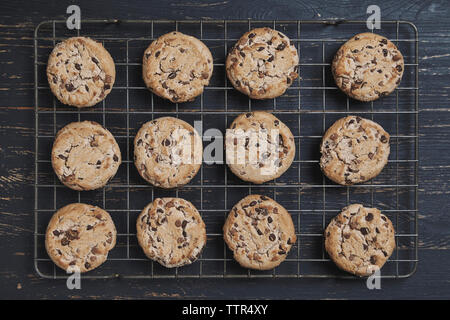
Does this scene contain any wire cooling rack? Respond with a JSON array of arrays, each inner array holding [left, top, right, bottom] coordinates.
[[34, 19, 418, 279]]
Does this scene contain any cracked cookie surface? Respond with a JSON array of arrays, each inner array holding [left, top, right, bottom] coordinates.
[[47, 37, 115, 108], [324, 204, 395, 276], [225, 111, 295, 184], [134, 117, 202, 189], [223, 195, 296, 270], [142, 31, 213, 103], [320, 116, 390, 185], [332, 32, 404, 102], [51, 121, 121, 191], [45, 203, 116, 273], [226, 28, 299, 99], [136, 197, 206, 268]]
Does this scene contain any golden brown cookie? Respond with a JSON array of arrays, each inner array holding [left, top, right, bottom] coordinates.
[[136, 197, 206, 268], [134, 117, 203, 189], [332, 32, 404, 101], [225, 111, 296, 184], [47, 37, 115, 108], [324, 204, 396, 276], [45, 203, 116, 273], [226, 28, 299, 99], [223, 195, 296, 270], [142, 31, 213, 103], [320, 116, 390, 185], [51, 121, 121, 191]]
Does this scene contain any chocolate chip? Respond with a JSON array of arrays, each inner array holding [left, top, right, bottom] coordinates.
[[267, 216, 273, 223], [383, 49, 388, 57], [162, 139, 170, 146], [276, 42, 286, 51], [278, 250, 286, 255], [267, 55, 274, 62], [360, 227, 369, 235], [74, 63, 81, 70], [380, 135, 388, 143], [330, 133, 338, 140], [61, 238, 69, 246], [155, 51, 160, 58], [182, 220, 188, 229], [245, 113, 252, 118], [239, 51, 245, 58], [380, 38, 388, 44], [86, 225, 93, 230], [257, 47, 264, 51], [396, 65, 403, 72], [366, 213, 374, 221], [104, 84, 110, 90], [256, 229, 263, 235], [65, 83, 75, 92], [260, 196, 268, 201], [175, 220, 181, 227], [249, 201, 257, 206], [273, 207, 278, 214], [168, 72, 176, 79], [84, 262, 91, 269], [269, 234, 276, 241], [52, 230, 60, 236], [248, 33, 255, 38], [91, 57, 99, 64], [370, 256, 377, 264], [368, 152, 374, 160]]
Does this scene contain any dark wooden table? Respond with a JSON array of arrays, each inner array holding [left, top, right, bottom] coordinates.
[[0, 0, 449, 299]]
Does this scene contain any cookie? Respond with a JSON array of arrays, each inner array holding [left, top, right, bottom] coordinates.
[[134, 117, 202, 188], [47, 37, 115, 108], [136, 197, 206, 268], [223, 195, 296, 270], [225, 111, 296, 184], [320, 116, 390, 185], [226, 27, 299, 99], [45, 203, 116, 273], [142, 31, 213, 103], [324, 204, 396, 276], [332, 32, 404, 101], [51, 121, 121, 191]]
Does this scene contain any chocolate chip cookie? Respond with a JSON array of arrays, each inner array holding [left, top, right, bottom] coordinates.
[[320, 116, 390, 185], [134, 117, 202, 188], [45, 203, 116, 273], [226, 28, 299, 99], [51, 121, 121, 191], [142, 31, 213, 103], [223, 195, 296, 270], [225, 111, 296, 184], [47, 37, 115, 108], [136, 197, 206, 268], [324, 204, 396, 276], [332, 32, 404, 102]]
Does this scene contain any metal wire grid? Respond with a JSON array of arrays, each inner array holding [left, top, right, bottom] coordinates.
[[34, 19, 418, 279]]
